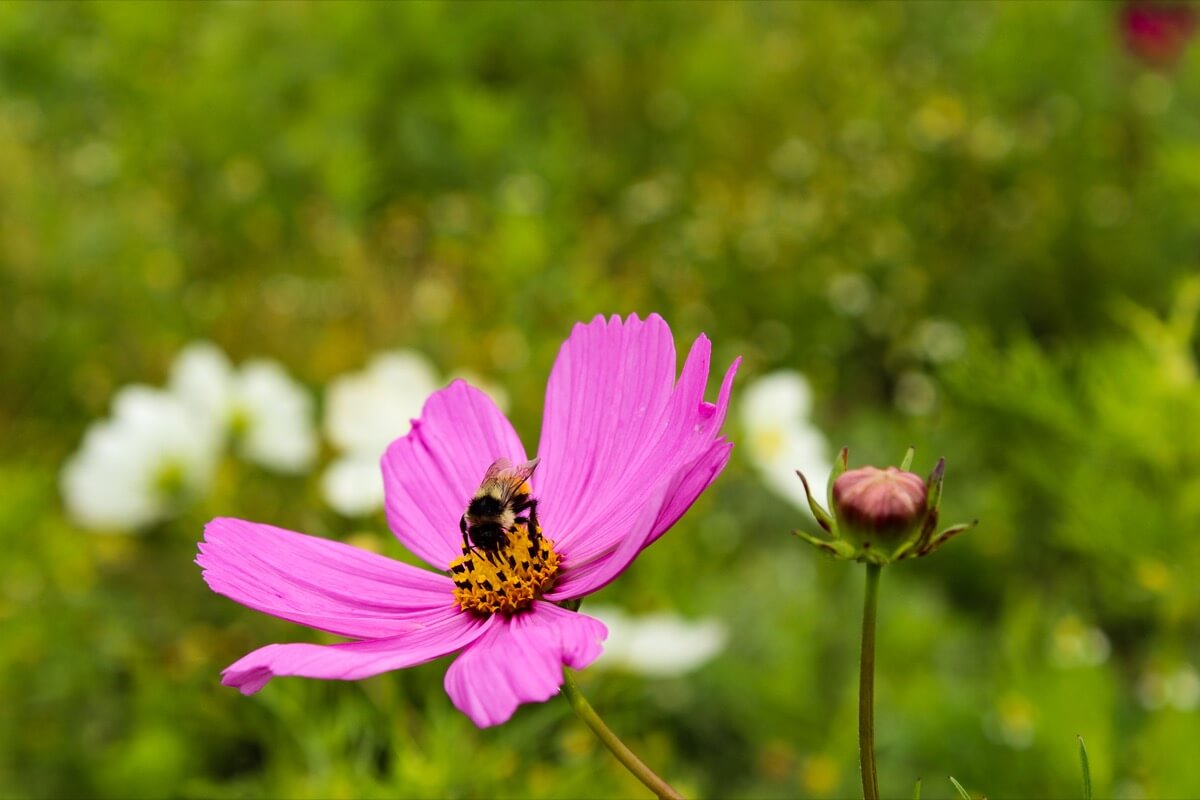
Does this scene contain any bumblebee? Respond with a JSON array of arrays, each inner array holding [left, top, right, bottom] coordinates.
[[459, 457, 541, 557]]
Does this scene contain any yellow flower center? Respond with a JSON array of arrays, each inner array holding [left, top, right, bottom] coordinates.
[[448, 522, 560, 616], [752, 427, 785, 460]]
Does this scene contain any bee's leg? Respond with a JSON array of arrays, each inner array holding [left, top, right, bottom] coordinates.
[[459, 515, 472, 555], [527, 498, 541, 542], [511, 494, 534, 536]]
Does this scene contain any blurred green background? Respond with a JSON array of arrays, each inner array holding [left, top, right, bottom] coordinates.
[[4, 2, 1200, 798]]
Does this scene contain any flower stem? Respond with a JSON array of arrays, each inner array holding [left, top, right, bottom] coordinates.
[[561, 669, 684, 800], [859, 562, 882, 800]]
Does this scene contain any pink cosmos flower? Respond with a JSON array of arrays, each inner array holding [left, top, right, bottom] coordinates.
[[198, 314, 738, 727]]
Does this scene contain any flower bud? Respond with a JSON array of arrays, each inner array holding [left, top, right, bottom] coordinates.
[[1120, 1, 1196, 68], [833, 466, 927, 550], [793, 447, 976, 565]]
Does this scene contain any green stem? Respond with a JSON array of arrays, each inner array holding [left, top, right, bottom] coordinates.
[[859, 563, 882, 800], [561, 669, 684, 800]]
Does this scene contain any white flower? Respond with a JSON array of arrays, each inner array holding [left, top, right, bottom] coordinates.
[[60, 385, 220, 531], [740, 370, 831, 510], [743, 369, 814, 420], [169, 342, 316, 473], [320, 351, 439, 516], [320, 456, 386, 518], [320, 351, 507, 516], [587, 605, 727, 677], [235, 361, 317, 472], [325, 351, 440, 455]]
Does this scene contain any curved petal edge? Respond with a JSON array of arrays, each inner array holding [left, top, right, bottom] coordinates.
[[443, 602, 607, 727], [222, 607, 493, 695], [382, 380, 527, 570]]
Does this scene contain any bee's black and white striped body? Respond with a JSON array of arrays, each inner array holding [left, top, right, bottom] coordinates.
[[459, 457, 541, 558]]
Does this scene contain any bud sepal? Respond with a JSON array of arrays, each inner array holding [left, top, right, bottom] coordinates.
[[793, 448, 976, 565]]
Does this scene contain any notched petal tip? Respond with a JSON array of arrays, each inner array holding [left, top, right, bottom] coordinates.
[[718, 354, 740, 397], [203, 515, 237, 535], [538, 310, 737, 559], [221, 661, 273, 696]]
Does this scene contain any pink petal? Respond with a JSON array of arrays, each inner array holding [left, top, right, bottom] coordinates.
[[199, 517, 454, 639], [536, 315, 674, 545], [536, 314, 739, 566], [551, 441, 732, 599], [443, 602, 606, 727], [645, 355, 738, 546], [545, 481, 669, 601], [222, 605, 493, 695], [382, 380, 527, 570]]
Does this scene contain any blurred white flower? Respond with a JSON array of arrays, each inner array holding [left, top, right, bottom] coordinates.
[[1136, 663, 1199, 711], [1049, 614, 1112, 668], [169, 342, 316, 473], [325, 351, 439, 456], [320, 351, 508, 516], [320, 456, 385, 519], [1138, 669, 1168, 710], [588, 605, 727, 677], [915, 318, 966, 364], [60, 385, 220, 531], [827, 272, 873, 317], [894, 369, 938, 416], [743, 369, 813, 419], [983, 691, 1036, 750], [740, 370, 831, 510], [1166, 664, 1200, 711]]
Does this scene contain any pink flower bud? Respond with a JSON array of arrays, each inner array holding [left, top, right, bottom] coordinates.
[[1120, 1, 1196, 68], [794, 448, 974, 564], [833, 466, 928, 546]]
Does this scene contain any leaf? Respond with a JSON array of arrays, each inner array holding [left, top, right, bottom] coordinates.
[[796, 469, 834, 532], [792, 529, 856, 559], [925, 457, 945, 514], [900, 445, 916, 472], [1078, 735, 1092, 800], [827, 446, 849, 511], [913, 777, 922, 800], [920, 520, 978, 556], [949, 775, 972, 800]]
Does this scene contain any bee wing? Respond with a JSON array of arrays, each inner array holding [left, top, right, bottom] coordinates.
[[480, 457, 515, 486], [479, 456, 540, 501], [504, 457, 540, 490]]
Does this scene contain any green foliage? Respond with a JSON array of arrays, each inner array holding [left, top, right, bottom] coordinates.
[[2, 2, 1199, 798], [1079, 735, 1092, 800]]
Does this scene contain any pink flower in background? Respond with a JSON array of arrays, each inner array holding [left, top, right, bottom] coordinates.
[[198, 314, 738, 726], [1120, 1, 1196, 67]]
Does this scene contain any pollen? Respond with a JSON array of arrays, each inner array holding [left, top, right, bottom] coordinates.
[[448, 523, 560, 616]]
